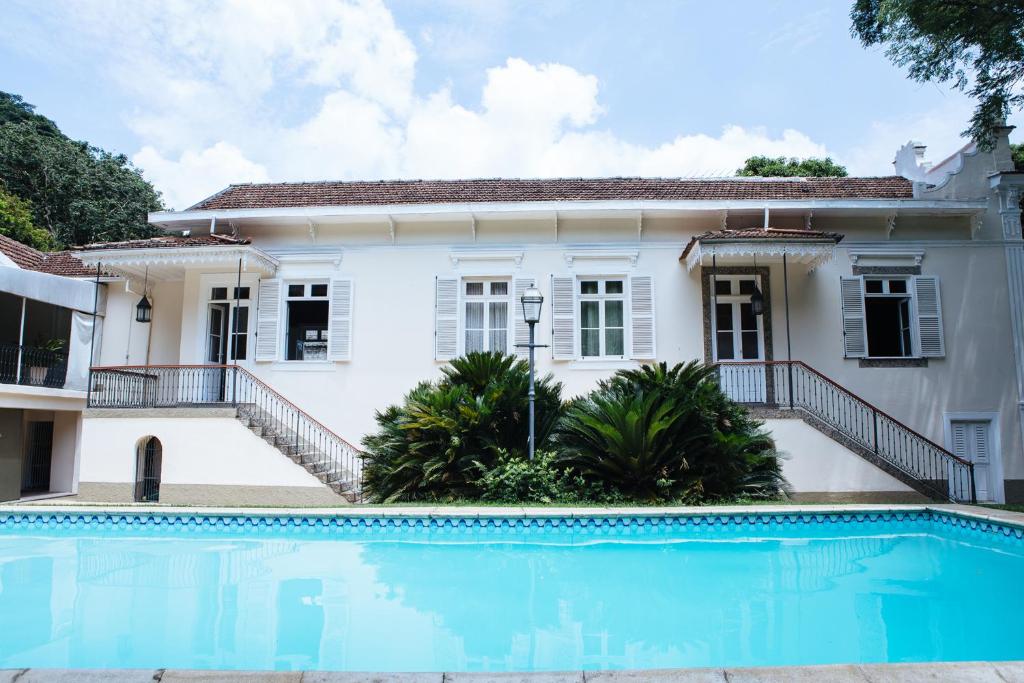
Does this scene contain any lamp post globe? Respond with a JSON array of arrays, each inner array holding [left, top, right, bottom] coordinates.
[[520, 286, 544, 460]]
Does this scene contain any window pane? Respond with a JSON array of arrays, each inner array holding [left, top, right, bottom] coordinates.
[[605, 328, 624, 356], [232, 334, 247, 360], [716, 332, 735, 360], [286, 300, 328, 360], [605, 300, 623, 327], [581, 329, 600, 357], [580, 301, 600, 328], [581, 280, 598, 295], [489, 301, 508, 330], [465, 330, 484, 353], [465, 302, 484, 329], [715, 303, 733, 330], [310, 284, 328, 297], [489, 329, 507, 353], [605, 280, 623, 294], [232, 306, 249, 333], [738, 280, 755, 295], [888, 279, 907, 294], [741, 331, 759, 359], [865, 280, 883, 294], [232, 286, 250, 300], [865, 298, 910, 357], [739, 303, 757, 330], [211, 287, 227, 300], [288, 284, 304, 297], [465, 282, 484, 296], [714, 280, 731, 296], [490, 281, 508, 296]]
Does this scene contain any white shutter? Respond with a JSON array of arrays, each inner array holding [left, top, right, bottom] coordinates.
[[839, 276, 867, 358], [254, 279, 281, 361], [914, 276, 945, 358], [951, 421, 969, 460], [513, 277, 535, 359], [630, 275, 656, 359], [435, 277, 459, 360], [551, 276, 576, 360], [327, 278, 353, 361]]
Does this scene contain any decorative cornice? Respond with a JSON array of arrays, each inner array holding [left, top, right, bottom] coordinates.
[[848, 249, 925, 266], [448, 249, 524, 268], [76, 245, 279, 276], [564, 249, 639, 268], [686, 242, 835, 272]]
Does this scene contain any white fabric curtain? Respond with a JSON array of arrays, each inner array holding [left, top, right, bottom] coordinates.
[[66, 311, 96, 390]]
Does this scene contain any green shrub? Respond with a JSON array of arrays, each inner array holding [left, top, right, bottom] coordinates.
[[360, 352, 563, 502], [556, 361, 785, 503]]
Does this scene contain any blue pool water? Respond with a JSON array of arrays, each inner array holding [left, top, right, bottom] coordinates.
[[0, 510, 1022, 672]]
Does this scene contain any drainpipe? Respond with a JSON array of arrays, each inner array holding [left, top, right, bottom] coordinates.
[[783, 252, 793, 409], [87, 263, 101, 404]]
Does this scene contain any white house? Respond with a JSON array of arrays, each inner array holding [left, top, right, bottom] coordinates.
[[8, 126, 1022, 506]]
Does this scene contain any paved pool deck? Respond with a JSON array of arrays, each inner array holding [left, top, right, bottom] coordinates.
[[2, 662, 1024, 681], [3, 503, 1023, 682]]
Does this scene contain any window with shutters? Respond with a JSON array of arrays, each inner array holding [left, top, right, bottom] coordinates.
[[285, 281, 329, 361], [864, 277, 913, 358], [579, 278, 626, 358], [462, 279, 510, 354]]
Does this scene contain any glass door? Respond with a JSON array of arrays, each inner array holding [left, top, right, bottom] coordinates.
[[712, 276, 767, 402]]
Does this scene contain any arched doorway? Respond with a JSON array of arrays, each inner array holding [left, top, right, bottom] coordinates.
[[134, 436, 162, 502]]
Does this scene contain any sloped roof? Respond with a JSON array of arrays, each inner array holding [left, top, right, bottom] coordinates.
[[74, 234, 251, 251], [188, 176, 915, 210], [0, 234, 97, 277], [680, 228, 844, 259]]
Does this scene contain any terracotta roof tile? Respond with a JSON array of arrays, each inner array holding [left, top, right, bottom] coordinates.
[[0, 234, 98, 277], [188, 176, 914, 210], [680, 227, 844, 259], [75, 234, 250, 251]]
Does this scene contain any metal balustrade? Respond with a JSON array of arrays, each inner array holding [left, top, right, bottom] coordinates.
[[714, 360, 976, 503], [0, 343, 68, 388], [88, 364, 363, 500]]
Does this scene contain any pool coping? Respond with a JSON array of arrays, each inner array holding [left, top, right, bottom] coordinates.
[[2, 661, 1024, 681], [3, 502, 1024, 531]]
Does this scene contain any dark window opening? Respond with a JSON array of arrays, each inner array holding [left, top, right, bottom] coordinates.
[[135, 436, 162, 503], [288, 284, 305, 297], [231, 307, 249, 360], [21, 421, 53, 494], [865, 298, 912, 357], [310, 284, 328, 297], [211, 287, 228, 300], [287, 301, 329, 361]]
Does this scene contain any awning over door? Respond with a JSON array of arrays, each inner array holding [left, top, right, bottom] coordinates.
[[681, 227, 843, 271]]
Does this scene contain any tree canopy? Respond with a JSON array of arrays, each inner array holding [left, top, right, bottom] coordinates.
[[735, 156, 849, 177], [0, 187, 53, 251], [851, 0, 1024, 149], [0, 91, 162, 249]]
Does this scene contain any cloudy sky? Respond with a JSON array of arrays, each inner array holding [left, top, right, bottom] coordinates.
[[0, 0, 1007, 209]]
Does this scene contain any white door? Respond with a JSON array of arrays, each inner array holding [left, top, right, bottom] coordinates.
[[950, 420, 994, 502], [712, 276, 766, 402]]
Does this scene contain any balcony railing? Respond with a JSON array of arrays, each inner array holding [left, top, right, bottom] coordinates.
[[0, 343, 68, 389], [88, 364, 362, 496], [713, 360, 976, 504]]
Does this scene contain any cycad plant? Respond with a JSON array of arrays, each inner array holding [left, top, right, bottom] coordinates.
[[361, 352, 563, 502], [556, 361, 785, 502]]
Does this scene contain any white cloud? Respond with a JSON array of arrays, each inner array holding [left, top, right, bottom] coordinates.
[[24, 0, 843, 206]]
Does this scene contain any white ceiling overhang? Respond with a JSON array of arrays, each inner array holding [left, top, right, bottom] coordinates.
[[75, 245, 279, 285], [685, 239, 838, 272]]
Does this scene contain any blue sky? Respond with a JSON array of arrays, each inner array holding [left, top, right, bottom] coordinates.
[[0, 0, 1006, 209]]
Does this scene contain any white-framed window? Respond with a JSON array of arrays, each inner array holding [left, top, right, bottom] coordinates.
[[840, 275, 944, 359], [284, 281, 329, 361], [864, 277, 913, 358], [462, 279, 510, 354], [711, 275, 764, 361], [579, 277, 626, 358]]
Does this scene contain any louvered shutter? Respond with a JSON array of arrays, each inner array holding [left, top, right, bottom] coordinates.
[[629, 275, 656, 359], [551, 276, 576, 360], [913, 276, 945, 358], [254, 279, 281, 361], [513, 277, 535, 359], [951, 422, 969, 460], [435, 277, 459, 360], [327, 278, 353, 361], [839, 276, 867, 358]]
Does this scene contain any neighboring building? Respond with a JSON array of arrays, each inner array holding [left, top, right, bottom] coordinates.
[[0, 235, 101, 503], [21, 126, 1024, 505]]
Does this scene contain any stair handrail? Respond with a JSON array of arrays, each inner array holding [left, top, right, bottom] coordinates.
[[713, 359, 971, 467], [89, 363, 363, 454]]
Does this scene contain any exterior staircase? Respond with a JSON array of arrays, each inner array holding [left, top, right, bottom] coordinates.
[[714, 360, 977, 503], [88, 364, 363, 502]]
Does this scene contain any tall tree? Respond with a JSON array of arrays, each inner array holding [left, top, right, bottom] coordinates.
[[0, 186, 53, 251], [851, 0, 1024, 148], [0, 91, 163, 248], [736, 156, 848, 177]]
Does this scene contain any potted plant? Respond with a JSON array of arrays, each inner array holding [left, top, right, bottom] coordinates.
[[27, 337, 66, 385]]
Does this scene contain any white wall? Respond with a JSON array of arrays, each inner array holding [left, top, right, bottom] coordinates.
[[80, 416, 326, 488], [764, 418, 912, 493]]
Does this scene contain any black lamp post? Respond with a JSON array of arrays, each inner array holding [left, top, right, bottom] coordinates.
[[520, 286, 544, 461]]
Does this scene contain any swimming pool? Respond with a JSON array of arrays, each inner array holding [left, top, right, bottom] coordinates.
[[0, 508, 1021, 672]]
